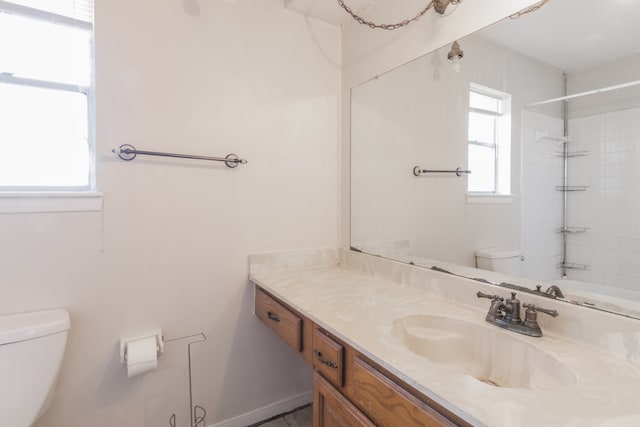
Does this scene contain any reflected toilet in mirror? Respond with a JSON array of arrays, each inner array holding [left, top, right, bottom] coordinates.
[[475, 247, 522, 277]]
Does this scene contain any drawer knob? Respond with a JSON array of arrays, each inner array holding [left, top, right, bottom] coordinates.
[[314, 350, 338, 369], [266, 311, 280, 322]]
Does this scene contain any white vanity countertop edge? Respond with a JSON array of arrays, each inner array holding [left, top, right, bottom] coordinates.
[[250, 265, 640, 427]]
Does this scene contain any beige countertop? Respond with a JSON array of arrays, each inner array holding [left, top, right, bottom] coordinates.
[[249, 249, 640, 427]]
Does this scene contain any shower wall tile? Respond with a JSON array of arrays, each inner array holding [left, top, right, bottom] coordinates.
[[564, 107, 640, 292], [522, 107, 640, 293]]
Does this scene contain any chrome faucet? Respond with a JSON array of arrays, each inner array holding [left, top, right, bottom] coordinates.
[[477, 291, 558, 337], [481, 293, 504, 322], [534, 284, 565, 299], [545, 285, 565, 298]]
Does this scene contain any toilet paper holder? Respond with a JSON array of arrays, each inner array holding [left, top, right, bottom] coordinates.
[[120, 329, 164, 364]]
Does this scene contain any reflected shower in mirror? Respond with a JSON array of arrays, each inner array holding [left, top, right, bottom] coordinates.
[[350, 0, 640, 319]]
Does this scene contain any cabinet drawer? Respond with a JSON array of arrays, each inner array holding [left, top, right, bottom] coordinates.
[[352, 357, 456, 427], [312, 328, 344, 388], [255, 288, 302, 353]]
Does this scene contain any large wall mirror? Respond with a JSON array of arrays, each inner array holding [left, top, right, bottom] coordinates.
[[351, 0, 640, 319]]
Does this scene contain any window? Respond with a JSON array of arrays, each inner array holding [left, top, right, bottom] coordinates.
[[467, 84, 511, 195], [0, 0, 94, 191]]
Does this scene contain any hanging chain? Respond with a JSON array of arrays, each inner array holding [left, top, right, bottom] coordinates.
[[337, 0, 462, 30], [336, 0, 547, 28], [509, 0, 550, 19]]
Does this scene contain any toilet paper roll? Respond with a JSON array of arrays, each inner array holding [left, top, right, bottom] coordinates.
[[126, 336, 158, 378]]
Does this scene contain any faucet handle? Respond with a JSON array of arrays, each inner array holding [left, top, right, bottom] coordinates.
[[477, 291, 503, 301], [523, 303, 559, 318]]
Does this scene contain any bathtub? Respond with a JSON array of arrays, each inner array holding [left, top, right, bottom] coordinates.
[[548, 278, 640, 318]]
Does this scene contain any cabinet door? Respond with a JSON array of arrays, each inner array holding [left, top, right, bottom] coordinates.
[[314, 373, 375, 427], [351, 357, 457, 427]]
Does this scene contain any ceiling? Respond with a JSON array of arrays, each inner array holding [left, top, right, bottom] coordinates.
[[285, 0, 640, 73], [475, 0, 640, 72], [283, 0, 374, 26]]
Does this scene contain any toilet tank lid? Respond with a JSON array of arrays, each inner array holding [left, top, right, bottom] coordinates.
[[475, 247, 521, 259], [0, 309, 70, 345]]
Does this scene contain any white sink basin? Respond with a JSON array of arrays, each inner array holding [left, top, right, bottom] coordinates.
[[392, 314, 577, 390]]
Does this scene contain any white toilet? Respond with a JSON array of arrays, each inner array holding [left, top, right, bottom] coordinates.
[[475, 247, 522, 276], [0, 309, 71, 427]]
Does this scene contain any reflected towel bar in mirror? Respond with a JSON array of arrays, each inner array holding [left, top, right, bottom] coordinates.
[[112, 144, 247, 168], [413, 166, 471, 177]]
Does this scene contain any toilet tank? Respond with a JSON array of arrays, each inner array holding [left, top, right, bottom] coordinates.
[[475, 247, 522, 276], [0, 309, 70, 427]]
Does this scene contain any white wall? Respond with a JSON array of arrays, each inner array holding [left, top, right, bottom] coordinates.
[[0, 1, 340, 426], [568, 55, 640, 119], [351, 34, 563, 266]]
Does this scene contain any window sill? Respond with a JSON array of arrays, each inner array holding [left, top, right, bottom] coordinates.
[[0, 191, 103, 213], [466, 194, 514, 204]]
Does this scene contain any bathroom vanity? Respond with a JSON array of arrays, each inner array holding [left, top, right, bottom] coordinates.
[[255, 286, 468, 426], [250, 249, 640, 427]]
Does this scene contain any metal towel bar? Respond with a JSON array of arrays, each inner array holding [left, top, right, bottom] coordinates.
[[112, 144, 247, 168], [413, 166, 471, 176]]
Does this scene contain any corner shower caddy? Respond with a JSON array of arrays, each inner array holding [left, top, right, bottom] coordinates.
[[538, 121, 589, 276], [528, 77, 640, 279]]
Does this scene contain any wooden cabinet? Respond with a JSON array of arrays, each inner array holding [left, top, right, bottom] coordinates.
[[350, 357, 458, 427], [314, 372, 375, 427], [254, 286, 471, 427]]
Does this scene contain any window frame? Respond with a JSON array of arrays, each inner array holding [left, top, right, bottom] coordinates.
[[467, 83, 511, 196], [0, 0, 95, 192]]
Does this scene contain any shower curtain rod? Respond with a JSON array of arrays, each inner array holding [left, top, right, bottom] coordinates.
[[527, 79, 640, 107]]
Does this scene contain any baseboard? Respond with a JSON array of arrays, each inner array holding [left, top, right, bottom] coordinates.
[[208, 390, 312, 427]]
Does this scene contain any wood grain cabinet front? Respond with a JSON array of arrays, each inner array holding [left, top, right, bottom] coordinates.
[[314, 372, 376, 427], [255, 287, 303, 353], [312, 328, 345, 389], [350, 357, 459, 427]]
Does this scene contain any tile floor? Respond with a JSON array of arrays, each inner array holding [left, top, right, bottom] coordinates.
[[250, 404, 313, 427]]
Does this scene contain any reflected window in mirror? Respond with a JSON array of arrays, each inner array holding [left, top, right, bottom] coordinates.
[[467, 84, 511, 195]]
